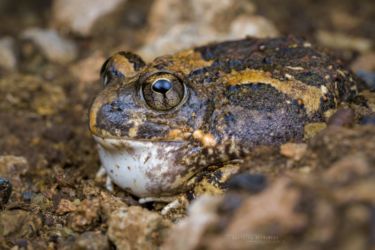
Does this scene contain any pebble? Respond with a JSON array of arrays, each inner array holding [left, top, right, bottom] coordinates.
[[51, 0, 126, 36], [22, 191, 33, 203], [207, 178, 306, 250], [304, 122, 327, 140], [0, 37, 17, 72], [351, 53, 375, 72], [280, 143, 308, 161], [351, 52, 375, 89], [229, 15, 279, 38], [138, 23, 218, 61], [70, 51, 106, 83], [356, 71, 375, 90], [56, 199, 77, 215], [149, 0, 254, 34], [139, 0, 277, 60], [360, 113, 375, 125], [0, 155, 29, 190], [226, 173, 267, 193], [73, 231, 109, 250], [316, 30, 372, 52], [163, 195, 222, 250], [327, 108, 355, 127], [108, 206, 171, 249], [0, 210, 42, 239], [21, 28, 78, 64], [0, 177, 12, 207], [68, 198, 100, 232]]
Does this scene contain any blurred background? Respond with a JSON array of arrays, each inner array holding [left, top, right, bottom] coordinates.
[[0, 0, 374, 73], [0, 0, 374, 249]]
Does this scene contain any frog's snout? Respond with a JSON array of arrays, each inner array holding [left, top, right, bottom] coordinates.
[[89, 87, 137, 137]]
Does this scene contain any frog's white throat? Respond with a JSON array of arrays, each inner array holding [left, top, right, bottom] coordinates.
[[93, 135, 189, 197]]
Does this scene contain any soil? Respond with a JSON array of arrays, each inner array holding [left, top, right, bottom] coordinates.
[[0, 0, 374, 249]]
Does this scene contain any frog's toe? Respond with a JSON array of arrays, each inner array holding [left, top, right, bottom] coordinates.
[[139, 196, 188, 215], [139, 196, 176, 204], [105, 176, 114, 192], [95, 166, 115, 192], [95, 166, 107, 180], [161, 199, 181, 215]]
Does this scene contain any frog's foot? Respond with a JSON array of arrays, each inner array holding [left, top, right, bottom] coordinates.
[[161, 199, 182, 215], [95, 166, 107, 179], [95, 166, 114, 192], [139, 196, 186, 215], [105, 176, 114, 192]]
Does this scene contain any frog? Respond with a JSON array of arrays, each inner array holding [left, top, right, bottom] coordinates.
[[89, 36, 359, 211]]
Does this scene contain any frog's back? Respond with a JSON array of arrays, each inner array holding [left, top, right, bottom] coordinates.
[[182, 36, 359, 147]]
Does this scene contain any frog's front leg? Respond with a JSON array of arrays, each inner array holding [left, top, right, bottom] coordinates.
[[139, 164, 241, 215], [95, 166, 114, 192]]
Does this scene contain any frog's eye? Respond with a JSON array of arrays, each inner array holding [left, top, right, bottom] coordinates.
[[141, 73, 186, 111], [100, 51, 145, 86]]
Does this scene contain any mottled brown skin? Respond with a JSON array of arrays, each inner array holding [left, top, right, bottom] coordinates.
[[89, 36, 359, 195]]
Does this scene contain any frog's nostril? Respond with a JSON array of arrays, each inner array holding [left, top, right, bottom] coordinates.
[[110, 103, 123, 112], [108, 100, 127, 112]]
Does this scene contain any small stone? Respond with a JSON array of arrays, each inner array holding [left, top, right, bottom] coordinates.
[[31, 194, 53, 210], [138, 23, 218, 61], [207, 178, 306, 250], [226, 173, 267, 193], [14, 239, 29, 249], [351, 52, 375, 72], [163, 195, 222, 250], [0, 177, 12, 207], [218, 193, 244, 215], [298, 166, 312, 173], [229, 15, 279, 38], [360, 113, 375, 125], [21, 28, 77, 64], [139, 0, 259, 60], [70, 51, 106, 83], [325, 153, 370, 184], [0, 37, 17, 72], [68, 198, 100, 232], [99, 191, 128, 220], [327, 108, 355, 127], [51, 0, 126, 36], [0, 210, 42, 239], [74, 231, 110, 250], [22, 191, 33, 203], [356, 71, 375, 90], [0, 156, 29, 191], [304, 122, 327, 140], [108, 206, 171, 249], [316, 30, 372, 52], [280, 143, 308, 161], [56, 199, 77, 215]]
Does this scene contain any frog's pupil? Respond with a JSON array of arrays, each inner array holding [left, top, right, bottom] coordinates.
[[152, 79, 172, 94]]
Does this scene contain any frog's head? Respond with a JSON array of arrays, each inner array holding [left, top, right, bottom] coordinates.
[[89, 51, 212, 197]]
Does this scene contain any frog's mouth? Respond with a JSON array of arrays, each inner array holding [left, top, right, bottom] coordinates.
[[92, 135, 193, 197]]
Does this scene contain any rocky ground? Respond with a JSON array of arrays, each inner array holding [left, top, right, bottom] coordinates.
[[0, 0, 374, 249]]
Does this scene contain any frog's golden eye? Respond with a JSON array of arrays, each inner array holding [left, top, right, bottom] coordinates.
[[141, 73, 186, 111], [100, 51, 145, 86]]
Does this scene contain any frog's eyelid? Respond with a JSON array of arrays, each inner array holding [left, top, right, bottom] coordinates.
[[101, 65, 126, 87], [100, 58, 111, 86], [100, 58, 110, 78], [102, 75, 109, 86]]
